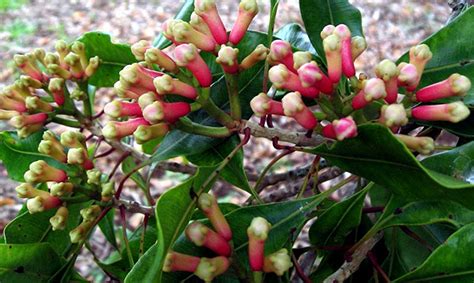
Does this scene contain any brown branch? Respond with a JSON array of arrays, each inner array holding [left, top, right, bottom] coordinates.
[[323, 232, 384, 283], [114, 198, 155, 215]]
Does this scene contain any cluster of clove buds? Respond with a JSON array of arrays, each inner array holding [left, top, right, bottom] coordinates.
[[0, 40, 99, 138], [164, 193, 292, 281], [14, 130, 114, 242], [250, 24, 471, 154]]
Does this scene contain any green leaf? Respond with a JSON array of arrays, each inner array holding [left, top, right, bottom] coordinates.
[[153, 0, 195, 49], [187, 135, 251, 192], [124, 167, 217, 283], [274, 23, 317, 55], [309, 184, 371, 246], [98, 208, 118, 249], [0, 243, 64, 282], [394, 222, 474, 282], [4, 202, 90, 255], [299, 0, 364, 61], [121, 156, 147, 191], [307, 124, 474, 209], [0, 131, 66, 182], [78, 32, 137, 87]]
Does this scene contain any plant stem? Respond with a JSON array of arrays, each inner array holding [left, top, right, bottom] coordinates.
[[119, 205, 135, 268], [175, 117, 233, 138], [225, 73, 241, 120], [198, 87, 235, 128], [296, 155, 320, 198], [51, 116, 82, 128], [252, 271, 263, 283], [78, 82, 93, 118]]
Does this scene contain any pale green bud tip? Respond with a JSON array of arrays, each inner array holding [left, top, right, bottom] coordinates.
[[323, 34, 341, 52], [363, 78, 386, 101], [268, 64, 289, 88], [102, 122, 118, 140], [27, 196, 45, 214], [381, 104, 408, 127], [448, 102, 470, 123], [119, 64, 139, 84], [248, 217, 271, 240], [154, 75, 174, 94], [15, 183, 35, 198], [265, 249, 293, 276], [186, 222, 208, 246], [250, 93, 271, 117], [375, 59, 399, 81], [60, 131, 85, 148], [64, 53, 80, 65], [216, 45, 239, 66], [48, 78, 65, 92], [138, 92, 157, 109], [320, 25, 336, 39], [282, 92, 304, 116], [194, 257, 229, 282], [80, 205, 101, 221], [131, 40, 150, 60], [71, 41, 85, 53], [449, 74, 471, 95], [50, 207, 68, 231], [240, 0, 258, 13], [49, 182, 74, 197], [104, 101, 123, 118], [67, 148, 87, 165], [55, 40, 69, 52], [293, 51, 312, 70], [101, 182, 115, 197], [195, 0, 216, 13], [197, 193, 216, 211], [410, 44, 433, 61], [87, 169, 102, 185]]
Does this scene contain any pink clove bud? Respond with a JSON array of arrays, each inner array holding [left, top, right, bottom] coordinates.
[[411, 102, 470, 123], [334, 24, 355, 78], [54, 40, 70, 69], [415, 74, 471, 102], [269, 64, 319, 98], [395, 134, 435, 155], [174, 43, 212, 87], [351, 78, 387, 110], [293, 51, 312, 71], [15, 183, 50, 199], [145, 47, 178, 73], [47, 64, 72, 80], [39, 139, 67, 163], [186, 221, 232, 256], [197, 193, 232, 241], [27, 195, 62, 214], [120, 63, 164, 93], [250, 92, 284, 117], [64, 52, 85, 79], [0, 109, 20, 120], [114, 81, 141, 99], [13, 54, 44, 82], [18, 75, 43, 89], [229, 0, 259, 45], [154, 74, 198, 100], [379, 104, 408, 128], [216, 45, 240, 74], [163, 251, 202, 273], [162, 19, 179, 45], [104, 101, 143, 118], [190, 12, 212, 36], [322, 117, 358, 141], [9, 113, 48, 129], [375, 59, 400, 104], [131, 40, 151, 61], [397, 63, 420, 92], [25, 96, 54, 113], [48, 78, 66, 106], [240, 44, 269, 70], [67, 148, 94, 170], [269, 40, 296, 72], [102, 118, 150, 140], [138, 92, 158, 109], [0, 94, 27, 112], [297, 62, 334, 94], [194, 0, 228, 44], [409, 44, 432, 82], [194, 256, 230, 282], [133, 123, 169, 144], [143, 101, 191, 124], [281, 92, 318, 130], [323, 34, 342, 83], [247, 217, 272, 271], [4, 83, 31, 101], [170, 20, 217, 52], [24, 160, 68, 183], [320, 25, 336, 39], [351, 36, 367, 60], [263, 249, 293, 276]]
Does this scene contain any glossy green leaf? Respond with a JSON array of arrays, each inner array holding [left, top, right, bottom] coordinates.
[[121, 156, 147, 191], [4, 202, 90, 255], [124, 167, 217, 283], [299, 0, 364, 61], [187, 135, 251, 192], [307, 124, 474, 209], [98, 208, 118, 249], [0, 243, 64, 282], [78, 32, 137, 87], [153, 0, 194, 49], [309, 184, 371, 246], [275, 23, 317, 55], [394, 222, 474, 282]]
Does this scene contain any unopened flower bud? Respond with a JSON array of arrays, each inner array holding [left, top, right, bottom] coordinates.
[[26, 195, 62, 214], [17, 124, 43, 138], [102, 118, 150, 140], [101, 181, 115, 201], [375, 59, 400, 104], [70, 220, 94, 243], [247, 217, 272, 271], [174, 44, 212, 87], [0, 109, 20, 120], [334, 24, 355, 78], [194, 256, 230, 282], [197, 193, 232, 241], [24, 160, 68, 183], [409, 44, 432, 79], [269, 64, 319, 98], [15, 183, 49, 199], [38, 140, 67, 163], [240, 44, 269, 70], [163, 252, 201, 273], [50, 206, 69, 231], [87, 169, 102, 185], [104, 101, 143, 118], [351, 36, 367, 60], [293, 51, 312, 70], [416, 74, 471, 102], [70, 88, 87, 101], [47, 64, 72, 80], [351, 78, 387, 110], [13, 54, 44, 82], [44, 52, 60, 66], [263, 249, 293, 276], [229, 0, 259, 45], [190, 12, 212, 36], [0, 95, 27, 112], [322, 116, 358, 141], [380, 104, 408, 128], [250, 92, 284, 117], [186, 221, 232, 256], [320, 25, 336, 39], [4, 83, 30, 101], [216, 45, 239, 74], [55, 40, 70, 69], [33, 48, 46, 65], [60, 131, 85, 149], [80, 205, 101, 221], [397, 63, 420, 92], [194, 0, 228, 44], [153, 74, 198, 100], [171, 20, 217, 52], [25, 96, 53, 112], [138, 92, 158, 109], [143, 101, 191, 124], [49, 182, 74, 197], [114, 81, 140, 99], [19, 75, 42, 89], [131, 40, 151, 61], [71, 41, 88, 69], [269, 40, 295, 72], [323, 34, 342, 83], [120, 63, 163, 93], [297, 62, 333, 94], [9, 113, 48, 129], [48, 78, 66, 106], [133, 123, 170, 144], [67, 147, 94, 169], [64, 52, 84, 79], [281, 92, 318, 130], [395, 135, 435, 155], [85, 56, 100, 77], [144, 47, 178, 73], [411, 102, 470, 123]]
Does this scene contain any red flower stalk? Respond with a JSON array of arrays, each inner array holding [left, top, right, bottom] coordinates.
[[102, 118, 150, 140], [320, 24, 335, 39], [197, 193, 232, 241], [194, 256, 230, 282], [351, 36, 367, 60], [0, 109, 20, 120], [133, 123, 170, 144], [322, 116, 358, 141], [397, 63, 420, 92], [240, 44, 269, 70], [9, 113, 48, 129], [269, 40, 296, 72], [154, 74, 198, 100], [13, 54, 44, 82], [143, 101, 191, 124], [48, 78, 66, 106], [194, 0, 228, 45], [297, 62, 334, 94], [323, 34, 342, 83], [131, 40, 151, 61], [411, 102, 470, 123], [26, 195, 62, 214], [263, 249, 293, 276], [170, 20, 217, 52], [415, 74, 471, 102], [25, 97, 54, 112], [379, 104, 408, 128], [216, 45, 240, 74], [334, 24, 355, 78], [293, 51, 312, 71], [163, 252, 202, 273], [247, 217, 272, 271], [174, 43, 212, 87], [190, 12, 212, 36], [229, 0, 259, 45], [269, 64, 319, 98], [281, 92, 318, 130], [409, 44, 432, 86], [67, 148, 94, 170], [375, 59, 400, 104], [145, 47, 178, 73], [0, 94, 27, 112], [185, 221, 232, 256], [38, 131, 66, 162], [24, 160, 68, 183], [351, 78, 387, 110], [395, 135, 435, 155], [250, 92, 284, 117], [104, 101, 143, 118], [120, 63, 163, 93]]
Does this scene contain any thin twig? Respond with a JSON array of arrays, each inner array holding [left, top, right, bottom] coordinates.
[[114, 198, 154, 215], [291, 252, 312, 283], [367, 251, 391, 283]]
